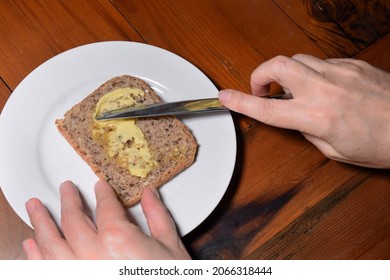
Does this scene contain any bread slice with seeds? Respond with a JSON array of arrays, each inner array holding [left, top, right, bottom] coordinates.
[[55, 75, 197, 207]]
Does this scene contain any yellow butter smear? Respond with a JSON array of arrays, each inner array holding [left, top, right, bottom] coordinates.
[[92, 87, 157, 178]]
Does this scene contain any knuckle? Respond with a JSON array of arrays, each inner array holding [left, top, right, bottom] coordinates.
[[39, 237, 61, 259], [255, 55, 289, 77], [60, 211, 72, 229], [313, 110, 334, 136], [268, 55, 293, 84], [60, 208, 79, 231], [291, 53, 307, 61], [257, 99, 275, 124], [100, 223, 136, 249], [228, 92, 247, 112], [269, 55, 290, 70], [338, 59, 369, 79], [101, 232, 125, 252], [308, 100, 340, 138], [234, 94, 249, 111]]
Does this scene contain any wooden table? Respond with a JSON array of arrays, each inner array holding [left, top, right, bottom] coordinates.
[[1, 0, 389, 260]]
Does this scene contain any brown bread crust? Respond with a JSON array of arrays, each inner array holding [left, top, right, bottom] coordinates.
[[55, 75, 197, 207]]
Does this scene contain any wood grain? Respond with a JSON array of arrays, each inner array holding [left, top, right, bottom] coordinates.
[[243, 33, 390, 260], [274, 0, 359, 57], [0, 0, 389, 260], [275, 0, 390, 57], [0, 80, 32, 259], [0, 0, 144, 260], [183, 123, 365, 259], [113, 0, 264, 91], [112, 0, 330, 130], [0, 78, 10, 113], [0, 188, 33, 259], [355, 33, 390, 71], [309, 0, 390, 48], [246, 170, 390, 259], [0, 0, 143, 90]]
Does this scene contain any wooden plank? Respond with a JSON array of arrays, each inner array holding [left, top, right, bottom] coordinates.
[[245, 170, 390, 259], [273, 0, 358, 57], [0, 0, 144, 90], [310, 0, 390, 48], [0, 78, 10, 113], [0, 187, 33, 259], [112, 0, 329, 88], [112, 0, 328, 130], [213, 0, 327, 59], [0, 77, 33, 259], [0, 0, 388, 261], [241, 32, 390, 260], [184, 32, 390, 258], [354, 33, 390, 71], [274, 0, 390, 57], [183, 123, 363, 259], [109, 0, 390, 259], [113, 0, 264, 92], [0, 0, 144, 259]]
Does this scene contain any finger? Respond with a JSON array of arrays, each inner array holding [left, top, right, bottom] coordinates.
[[325, 57, 359, 65], [292, 54, 354, 86], [292, 53, 330, 71], [219, 89, 310, 131], [94, 180, 131, 230], [22, 238, 43, 260], [25, 198, 74, 259], [292, 54, 367, 82], [60, 181, 98, 254], [141, 187, 181, 246], [250, 55, 321, 98], [295, 55, 374, 85]]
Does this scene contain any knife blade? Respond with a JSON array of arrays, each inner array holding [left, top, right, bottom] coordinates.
[[95, 98, 228, 120]]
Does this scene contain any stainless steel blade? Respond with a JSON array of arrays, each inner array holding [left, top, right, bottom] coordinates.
[[95, 98, 228, 120]]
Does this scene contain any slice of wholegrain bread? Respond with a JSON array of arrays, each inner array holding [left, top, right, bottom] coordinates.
[[55, 75, 197, 207]]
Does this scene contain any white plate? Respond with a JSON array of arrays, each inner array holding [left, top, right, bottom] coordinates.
[[0, 41, 236, 236]]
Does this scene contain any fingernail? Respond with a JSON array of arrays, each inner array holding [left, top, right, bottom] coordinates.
[[149, 187, 160, 199], [25, 199, 36, 215], [219, 89, 233, 102], [94, 180, 101, 191], [60, 180, 74, 191], [60, 181, 79, 199], [60, 180, 74, 187], [94, 180, 107, 192]]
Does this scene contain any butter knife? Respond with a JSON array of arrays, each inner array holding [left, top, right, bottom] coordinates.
[[95, 98, 228, 120]]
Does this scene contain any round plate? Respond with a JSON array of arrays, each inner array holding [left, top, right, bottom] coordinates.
[[0, 41, 236, 236]]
